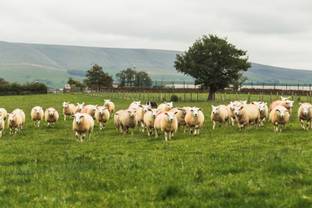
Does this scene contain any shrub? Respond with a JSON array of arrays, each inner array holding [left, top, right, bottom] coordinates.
[[170, 95, 179, 102]]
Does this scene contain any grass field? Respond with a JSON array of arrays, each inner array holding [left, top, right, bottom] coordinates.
[[0, 93, 312, 207]]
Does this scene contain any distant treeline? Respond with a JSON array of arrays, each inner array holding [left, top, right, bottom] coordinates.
[[0, 79, 47, 95]]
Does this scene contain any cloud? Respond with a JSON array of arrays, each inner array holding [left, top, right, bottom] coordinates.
[[0, 0, 311, 69]]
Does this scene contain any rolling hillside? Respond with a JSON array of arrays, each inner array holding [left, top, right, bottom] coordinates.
[[0, 41, 311, 88]]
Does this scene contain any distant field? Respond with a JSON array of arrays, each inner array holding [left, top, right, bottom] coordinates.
[[0, 93, 311, 207]]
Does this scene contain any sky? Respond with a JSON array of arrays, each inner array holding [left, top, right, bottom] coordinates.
[[0, 0, 311, 69]]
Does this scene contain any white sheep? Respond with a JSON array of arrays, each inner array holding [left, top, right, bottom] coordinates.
[[114, 109, 137, 134], [31, 106, 44, 127], [185, 107, 205, 135], [154, 112, 178, 141], [227, 101, 247, 126], [44, 107, 59, 127], [95, 106, 110, 130], [252, 101, 269, 126], [63, 102, 77, 120], [128, 101, 141, 110], [210, 105, 230, 129], [269, 105, 290, 132], [76, 102, 85, 113], [72, 113, 94, 142], [0, 116, 5, 138], [269, 97, 294, 113], [0, 108, 8, 121], [8, 109, 25, 134], [135, 104, 151, 132], [104, 99, 115, 114], [170, 108, 187, 131], [233, 104, 260, 130], [157, 102, 173, 112], [143, 108, 157, 136], [81, 104, 97, 119], [298, 102, 312, 130]]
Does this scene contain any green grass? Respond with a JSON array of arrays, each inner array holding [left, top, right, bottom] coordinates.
[[0, 93, 312, 207]]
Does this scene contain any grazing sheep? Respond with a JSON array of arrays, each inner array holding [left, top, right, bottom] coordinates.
[[114, 109, 137, 134], [0, 108, 8, 121], [154, 112, 178, 141], [103, 99, 115, 114], [269, 97, 294, 113], [0, 116, 5, 138], [185, 107, 205, 135], [76, 102, 85, 113], [252, 101, 269, 126], [63, 102, 77, 120], [146, 101, 158, 108], [170, 108, 187, 131], [143, 108, 157, 136], [157, 102, 173, 112], [233, 104, 260, 130], [31, 106, 44, 127], [298, 103, 312, 130], [129, 101, 141, 110], [269, 105, 290, 132], [81, 105, 97, 119], [95, 106, 110, 130], [72, 113, 94, 142], [44, 107, 59, 127], [210, 105, 230, 129], [8, 109, 25, 135]]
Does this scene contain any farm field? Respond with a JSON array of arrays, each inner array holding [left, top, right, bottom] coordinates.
[[0, 93, 312, 207]]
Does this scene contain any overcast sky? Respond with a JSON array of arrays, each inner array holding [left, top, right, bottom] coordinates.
[[0, 0, 311, 69]]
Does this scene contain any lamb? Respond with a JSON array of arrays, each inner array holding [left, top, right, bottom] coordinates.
[[103, 99, 115, 114], [233, 104, 260, 130], [210, 105, 230, 129], [63, 102, 77, 120], [269, 97, 294, 113], [269, 105, 290, 132], [8, 109, 25, 135], [252, 101, 269, 126], [31, 106, 44, 127], [297, 103, 312, 130], [185, 107, 205, 135], [0, 108, 8, 121], [81, 104, 97, 119], [157, 102, 173, 112], [72, 113, 94, 142], [154, 111, 178, 141], [143, 108, 157, 136], [114, 109, 137, 134], [0, 116, 5, 138], [44, 107, 59, 127], [95, 106, 110, 130]]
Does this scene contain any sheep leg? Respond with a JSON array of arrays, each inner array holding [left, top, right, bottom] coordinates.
[[64, 115, 66, 121], [164, 132, 168, 141], [212, 121, 216, 130], [154, 129, 158, 138], [99, 122, 103, 130], [37, 121, 40, 128], [168, 132, 172, 140], [147, 128, 151, 136], [0, 131, 2, 138]]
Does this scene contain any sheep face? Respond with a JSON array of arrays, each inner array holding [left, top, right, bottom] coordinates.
[[234, 106, 244, 117], [301, 105, 311, 116], [127, 110, 136, 118], [190, 107, 200, 117], [104, 99, 111, 105], [164, 112, 175, 122], [76, 103, 85, 112], [275, 108, 287, 119], [63, 102, 69, 108], [74, 113, 84, 125], [8, 113, 16, 125], [212, 105, 220, 115], [285, 100, 294, 108], [47, 109, 55, 117]]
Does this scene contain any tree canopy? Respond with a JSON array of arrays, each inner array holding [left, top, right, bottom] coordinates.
[[116, 68, 152, 88], [84, 64, 113, 90], [175, 35, 250, 100]]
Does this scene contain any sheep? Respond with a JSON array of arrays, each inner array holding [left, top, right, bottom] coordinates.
[[0, 108, 8, 121], [75, 102, 85, 113], [81, 104, 97, 119], [143, 108, 157, 136], [252, 101, 269, 126], [72, 113, 94, 142], [129, 101, 141, 110], [185, 107, 205, 135], [31, 106, 44, 127], [269, 97, 294, 113], [63, 102, 77, 120], [233, 104, 260, 130], [114, 109, 137, 134], [8, 109, 25, 135], [0, 116, 5, 138], [44, 107, 59, 127], [169, 108, 187, 131], [104, 99, 115, 114], [157, 102, 173, 112], [227, 101, 247, 126], [269, 105, 290, 132], [146, 101, 158, 108], [298, 103, 312, 130], [135, 104, 151, 132], [210, 105, 230, 129], [154, 111, 178, 141], [95, 106, 110, 130]]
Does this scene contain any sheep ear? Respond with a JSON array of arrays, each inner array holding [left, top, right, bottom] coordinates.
[[165, 112, 169, 116], [240, 106, 244, 110]]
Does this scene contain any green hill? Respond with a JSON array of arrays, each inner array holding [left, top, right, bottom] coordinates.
[[0, 41, 311, 87]]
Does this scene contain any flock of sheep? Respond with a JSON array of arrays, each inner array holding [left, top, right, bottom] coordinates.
[[0, 95, 309, 142], [0, 100, 204, 142], [211, 96, 311, 132]]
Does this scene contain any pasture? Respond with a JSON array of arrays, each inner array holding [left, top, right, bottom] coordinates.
[[0, 93, 311, 207]]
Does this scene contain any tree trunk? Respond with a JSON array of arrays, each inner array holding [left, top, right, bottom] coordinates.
[[208, 88, 216, 101]]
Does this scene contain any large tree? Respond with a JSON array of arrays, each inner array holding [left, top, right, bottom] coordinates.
[[84, 64, 113, 90], [116, 68, 152, 88], [175, 35, 250, 100]]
